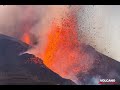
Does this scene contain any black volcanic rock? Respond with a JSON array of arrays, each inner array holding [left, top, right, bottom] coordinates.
[[18, 53, 76, 85], [0, 34, 75, 85], [76, 44, 120, 85], [0, 34, 29, 72], [0, 34, 120, 85]]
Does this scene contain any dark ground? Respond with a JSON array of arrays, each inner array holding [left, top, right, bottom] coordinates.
[[0, 34, 75, 85], [0, 34, 120, 85]]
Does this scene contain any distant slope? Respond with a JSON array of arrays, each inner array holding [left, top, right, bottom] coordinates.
[[76, 44, 120, 85]]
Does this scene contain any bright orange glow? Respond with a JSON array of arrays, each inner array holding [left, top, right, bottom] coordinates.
[[20, 11, 91, 79], [21, 32, 31, 45], [41, 13, 82, 78]]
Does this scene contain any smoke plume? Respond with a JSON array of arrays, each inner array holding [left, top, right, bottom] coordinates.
[[0, 5, 103, 84]]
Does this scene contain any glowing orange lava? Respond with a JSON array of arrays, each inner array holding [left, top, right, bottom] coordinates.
[[20, 11, 92, 79], [41, 13, 81, 78], [21, 32, 31, 45]]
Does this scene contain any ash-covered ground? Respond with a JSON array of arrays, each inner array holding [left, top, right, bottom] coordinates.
[[0, 34, 120, 85], [0, 34, 75, 85], [76, 44, 120, 85]]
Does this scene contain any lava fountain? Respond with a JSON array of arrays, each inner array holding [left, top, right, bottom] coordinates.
[[21, 9, 93, 81], [40, 12, 92, 79]]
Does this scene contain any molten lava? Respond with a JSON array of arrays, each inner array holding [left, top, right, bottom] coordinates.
[[21, 32, 31, 45], [41, 13, 82, 78], [20, 11, 92, 80]]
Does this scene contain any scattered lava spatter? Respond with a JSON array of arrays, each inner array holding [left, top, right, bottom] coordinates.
[[20, 10, 93, 80], [40, 13, 83, 78]]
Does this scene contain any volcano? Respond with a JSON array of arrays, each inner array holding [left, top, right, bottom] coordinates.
[[0, 34, 120, 85], [0, 34, 75, 85]]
